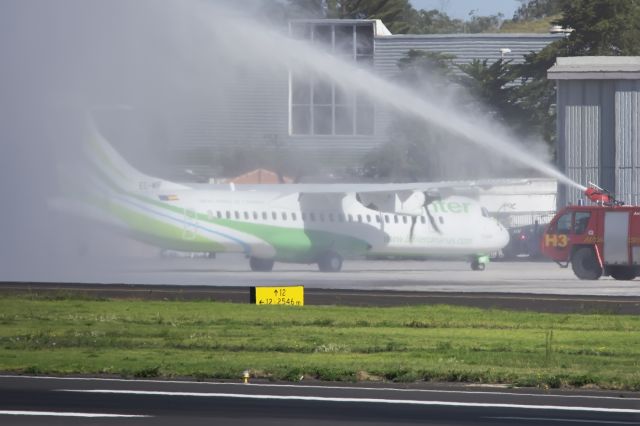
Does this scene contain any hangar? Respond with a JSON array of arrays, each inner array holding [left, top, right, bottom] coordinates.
[[548, 57, 640, 206], [165, 20, 563, 178]]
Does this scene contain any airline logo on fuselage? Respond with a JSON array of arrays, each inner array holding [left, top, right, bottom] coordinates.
[[429, 200, 472, 213]]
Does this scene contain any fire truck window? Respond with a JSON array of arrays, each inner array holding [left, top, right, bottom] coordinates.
[[574, 212, 591, 234], [556, 213, 572, 234]]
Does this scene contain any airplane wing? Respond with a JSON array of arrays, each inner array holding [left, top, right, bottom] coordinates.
[[189, 179, 534, 195], [192, 179, 535, 216]]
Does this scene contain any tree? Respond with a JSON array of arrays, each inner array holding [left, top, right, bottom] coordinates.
[[556, 0, 640, 55], [288, 0, 421, 33], [509, 0, 640, 148]]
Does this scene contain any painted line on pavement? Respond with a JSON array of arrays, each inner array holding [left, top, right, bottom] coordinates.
[[59, 389, 640, 414], [0, 410, 150, 418]]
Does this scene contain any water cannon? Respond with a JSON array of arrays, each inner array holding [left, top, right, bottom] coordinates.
[[584, 182, 623, 206]]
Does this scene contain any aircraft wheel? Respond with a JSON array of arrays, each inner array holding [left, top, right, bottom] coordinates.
[[571, 247, 602, 280], [318, 251, 343, 272], [609, 266, 636, 281], [470, 259, 485, 271], [249, 257, 274, 272]]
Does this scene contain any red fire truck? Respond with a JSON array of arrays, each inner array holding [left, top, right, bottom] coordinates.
[[541, 183, 639, 280]]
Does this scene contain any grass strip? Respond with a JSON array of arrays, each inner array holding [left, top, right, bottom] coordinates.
[[0, 295, 639, 390]]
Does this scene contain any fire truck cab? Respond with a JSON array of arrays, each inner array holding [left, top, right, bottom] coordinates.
[[541, 204, 640, 280]]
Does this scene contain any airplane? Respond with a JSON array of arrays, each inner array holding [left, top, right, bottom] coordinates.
[[78, 119, 510, 272]]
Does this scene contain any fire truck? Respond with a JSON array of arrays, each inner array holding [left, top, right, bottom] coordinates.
[[541, 183, 639, 280]]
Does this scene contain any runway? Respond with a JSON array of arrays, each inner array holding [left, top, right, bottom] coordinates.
[[1, 376, 638, 425], [7, 255, 640, 296]]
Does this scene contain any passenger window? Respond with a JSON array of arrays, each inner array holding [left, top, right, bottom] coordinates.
[[573, 212, 591, 234], [272, 212, 277, 220], [262, 212, 267, 220], [366, 214, 371, 223], [394, 215, 399, 224], [357, 214, 363, 223], [292, 213, 297, 221], [556, 213, 572, 234], [375, 215, 380, 223], [282, 212, 287, 220], [384, 215, 389, 223]]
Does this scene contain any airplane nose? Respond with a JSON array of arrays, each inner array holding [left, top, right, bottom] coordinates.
[[498, 224, 510, 248]]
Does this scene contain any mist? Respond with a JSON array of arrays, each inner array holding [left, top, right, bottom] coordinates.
[[0, 0, 576, 282]]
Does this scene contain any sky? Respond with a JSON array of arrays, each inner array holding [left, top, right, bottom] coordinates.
[[409, 0, 521, 20]]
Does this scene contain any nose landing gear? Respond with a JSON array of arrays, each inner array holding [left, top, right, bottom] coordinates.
[[470, 255, 489, 271]]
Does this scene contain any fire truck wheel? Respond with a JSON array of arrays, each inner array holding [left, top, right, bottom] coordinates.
[[571, 247, 602, 280], [609, 267, 636, 281]]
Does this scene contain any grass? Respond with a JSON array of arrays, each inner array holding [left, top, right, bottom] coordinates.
[[0, 295, 639, 390]]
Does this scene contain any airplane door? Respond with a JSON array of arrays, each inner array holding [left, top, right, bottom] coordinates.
[[182, 207, 198, 240]]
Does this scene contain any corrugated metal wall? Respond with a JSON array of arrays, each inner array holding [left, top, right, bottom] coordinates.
[[169, 30, 560, 174], [557, 79, 640, 207], [615, 80, 640, 205]]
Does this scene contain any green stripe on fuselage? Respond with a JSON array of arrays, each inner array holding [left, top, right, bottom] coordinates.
[[90, 161, 370, 261]]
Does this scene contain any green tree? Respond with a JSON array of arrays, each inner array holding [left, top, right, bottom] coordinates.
[[556, 0, 640, 55], [288, 0, 420, 33], [510, 0, 640, 147]]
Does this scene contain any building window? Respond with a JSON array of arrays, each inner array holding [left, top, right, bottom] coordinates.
[[262, 212, 267, 220], [290, 22, 375, 137]]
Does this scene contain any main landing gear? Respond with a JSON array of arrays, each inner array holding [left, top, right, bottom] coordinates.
[[249, 257, 274, 272], [318, 251, 343, 272]]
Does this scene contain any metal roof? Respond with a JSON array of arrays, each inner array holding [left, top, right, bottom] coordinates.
[[548, 56, 640, 80]]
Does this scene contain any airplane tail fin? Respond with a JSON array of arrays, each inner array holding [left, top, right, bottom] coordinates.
[[85, 115, 188, 193]]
